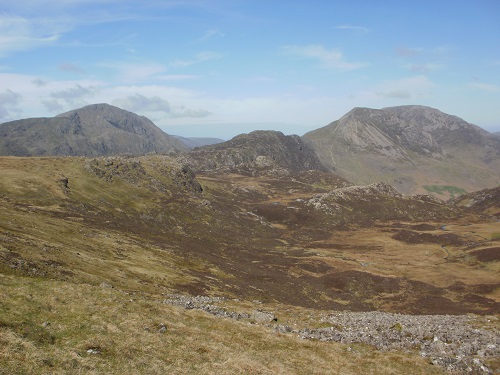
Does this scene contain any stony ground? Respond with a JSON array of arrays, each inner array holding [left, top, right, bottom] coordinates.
[[165, 295, 499, 374]]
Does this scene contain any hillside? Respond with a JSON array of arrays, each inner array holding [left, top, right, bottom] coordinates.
[[451, 185, 500, 218], [0, 155, 499, 373], [303, 106, 500, 197], [0, 104, 187, 156]]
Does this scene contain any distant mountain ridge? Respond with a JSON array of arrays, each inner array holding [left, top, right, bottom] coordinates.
[[303, 105, 500, 196], [173, 135, 225, 149], [0, 103, 187, 156]]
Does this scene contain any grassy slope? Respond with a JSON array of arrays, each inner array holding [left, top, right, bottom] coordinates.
[[0, 273, 444, 375], [0, 155, 499, 373]]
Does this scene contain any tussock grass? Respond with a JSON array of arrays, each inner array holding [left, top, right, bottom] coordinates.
[[0, 274, 444, 375]]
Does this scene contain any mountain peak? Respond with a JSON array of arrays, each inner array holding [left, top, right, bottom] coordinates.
[[303, 105, 500, 195], [0, 103, 187, 156]]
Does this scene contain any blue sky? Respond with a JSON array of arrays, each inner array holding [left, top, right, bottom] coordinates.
[[1, 0, 499, 139]]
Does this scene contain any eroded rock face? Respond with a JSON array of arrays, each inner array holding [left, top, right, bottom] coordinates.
[[303, 105, 500, 195]]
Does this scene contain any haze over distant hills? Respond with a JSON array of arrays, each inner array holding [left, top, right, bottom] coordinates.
[[0, 103, 187, 156], [303, 105, 500, 197], [173, 135, 225, 149], [1, 103, 499, 198]]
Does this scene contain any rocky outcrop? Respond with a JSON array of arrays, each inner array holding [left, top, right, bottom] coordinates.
[[450, 185, 500, 217], [184, 130, 327, 175], [306, 182, 457, 224]]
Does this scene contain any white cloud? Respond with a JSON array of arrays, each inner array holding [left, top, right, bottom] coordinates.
[[468, 82, 499, 93], [407, 63, 444, 73], [0, 89, 22, 121], [112, 93, 211, 118], [171, 51, 223, 67], [396, 46, 423, 57], [335, 25, 369, 33], [375, 75, 435, 99], [196, 29, 225, 43], [59, 62, 86, 74], [0, 15, 62, 56], [50, 84, 95, 102], [97, 61, 166, 82], [156, 74, 198, 81], [281, 44, 368, 71]]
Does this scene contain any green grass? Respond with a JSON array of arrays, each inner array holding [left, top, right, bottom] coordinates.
[[423, 185, 467, 198]]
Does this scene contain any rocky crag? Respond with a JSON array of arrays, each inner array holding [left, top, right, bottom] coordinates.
[[184, 130, 328, 175]]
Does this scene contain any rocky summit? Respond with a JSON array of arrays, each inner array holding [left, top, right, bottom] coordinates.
[[303, 105, 500, 196], [0, 103, 187, 156], [184, 130, 328, 175]]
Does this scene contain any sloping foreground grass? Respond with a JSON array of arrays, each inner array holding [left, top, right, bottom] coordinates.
[[0, 273, 444, 375]]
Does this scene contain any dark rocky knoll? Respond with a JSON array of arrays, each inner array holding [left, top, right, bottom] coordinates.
[[0, 103, 187, 156], [303, 105, 500, 195], [184, 130, 328, 175], [450, 185, 500, 218]]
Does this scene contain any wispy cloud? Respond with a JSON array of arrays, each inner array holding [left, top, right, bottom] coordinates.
[[112, 93, 211, 118], [195, 29, 225, 43], [156, 74, 198, 81], [396, 46, 423, 57], [282, 44, 368, 71], [375, 75, 435, 99], [0, 89, 22, 121], [98, 61, 166, 82], [335, 25, 369, 33], [59, 62, 86, 75], [468, 82, 499, 93], [171, 51, 223, 67], [407, 63, 444, 73], [0, 14, 63, 56]]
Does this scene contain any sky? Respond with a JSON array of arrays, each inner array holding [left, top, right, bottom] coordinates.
[[0, 0, 499, 139]]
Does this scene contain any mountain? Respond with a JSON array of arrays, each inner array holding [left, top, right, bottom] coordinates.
[[0, 103, 187, 156], [184, 130, 328, 175], [173, 135, 225, 149], [303, 105, 500, 197]]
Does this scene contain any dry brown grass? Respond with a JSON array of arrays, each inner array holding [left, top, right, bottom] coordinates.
[[0, 274, 444, 375]]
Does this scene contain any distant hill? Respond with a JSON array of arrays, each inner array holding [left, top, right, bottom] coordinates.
[[0, 103, 187, 156], [184, 130, 328, 175], [303, 105, 500, 196], [173, 135, 225, 149]]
